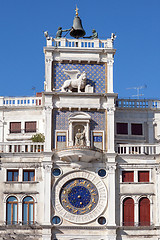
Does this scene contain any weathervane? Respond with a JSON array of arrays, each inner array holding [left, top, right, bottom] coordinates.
[[75, 5, 79, 16]]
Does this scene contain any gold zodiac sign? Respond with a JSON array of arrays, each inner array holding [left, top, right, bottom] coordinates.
[[88, 204, 92, 210], [81, 210, 86, 214], [73, 209, 78, 213], [92, 198, 96, 204], [80, 181, 86, 185], [62, 199, 67, 203], [66, 205, 72, 209], [70, 180, 78, 187]]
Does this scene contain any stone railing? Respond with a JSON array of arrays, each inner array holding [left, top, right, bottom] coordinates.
[[0, 142, 44, 153], [116, 144, 160, 155], [116, 99, 160, 109], [46, 37, 113, 49], [0, 96, 42, 107]]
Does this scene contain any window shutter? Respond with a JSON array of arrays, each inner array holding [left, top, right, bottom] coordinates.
[[139, 197, 150, 226], [25, 122, 36, 133], [123, 198, 134, 226], [122, 171, 134, 182], [138, 171, 149, 182], [10, 122, 21, 133]]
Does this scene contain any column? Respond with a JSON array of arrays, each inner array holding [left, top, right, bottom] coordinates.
[[107, 164, 116, 226], [18, 202, 22, 224], [44, 105, 53, 152], [147, 120, 154, 143], [107, 56, 114, 93], [45, 54, 53, 92], [134, 197, 138, 226], [0, 111, 4, 143], [107, 106, 115, 153], [155, 167, 160, 226], [86, 122, 90, 146], [68, 121, 73, 146], [43, 163, 52, 225]]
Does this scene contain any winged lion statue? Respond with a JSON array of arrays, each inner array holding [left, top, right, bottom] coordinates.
[[60, 70, 87, 92]]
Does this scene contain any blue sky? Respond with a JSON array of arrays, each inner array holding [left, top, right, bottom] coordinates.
[[0, 0, 160, 99]]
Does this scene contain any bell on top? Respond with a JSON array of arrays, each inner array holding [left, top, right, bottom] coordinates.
[[70, 6, 86, 39]]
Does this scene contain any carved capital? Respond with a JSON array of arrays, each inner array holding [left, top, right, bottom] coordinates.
[[45, 56, 53, 63], [45, 106, 53, 112], [156, 166, 160, 174], [44, 164, 52, 172], [106, 107, 115, 114], [107, 59, 114, 65], [106, 164, 116, 173]]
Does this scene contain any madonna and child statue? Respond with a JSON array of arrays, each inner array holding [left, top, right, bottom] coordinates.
[[75, 129, 86, 146]]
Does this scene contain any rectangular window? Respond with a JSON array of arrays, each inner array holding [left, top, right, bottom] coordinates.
[[7, 170, 19, 181], [131, 123, 143, 135], [10, 122, 21, 133], [25, 121, 36, 133], [23, 170, 35, 181], [117, 123, 128, 135], [57, 136, 66, 142], [138, 171, 149, 182], [122, 171, 134, 182]]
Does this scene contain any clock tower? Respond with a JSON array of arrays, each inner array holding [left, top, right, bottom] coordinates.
[[43, 10, 117, 240]]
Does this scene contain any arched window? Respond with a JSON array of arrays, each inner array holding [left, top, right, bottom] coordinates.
[[23, 196, 34, 224], [139, 197, 150, 226], [123, 197, 134, 226], [7, 196, 18, 225]]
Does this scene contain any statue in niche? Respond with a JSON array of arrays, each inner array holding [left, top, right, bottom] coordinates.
[[75, 129, 85, 146], [60, 70, 87, 92]]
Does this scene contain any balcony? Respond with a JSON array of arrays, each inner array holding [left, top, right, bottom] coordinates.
[[116, 99, 160, 110], [0, 142, 44, 153], [0, 96, 42, 107], [116, 143, 160, 155], [46, 37, 113, 49], [55, 145, 103, 162]]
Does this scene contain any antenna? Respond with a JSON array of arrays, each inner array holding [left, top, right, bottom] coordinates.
[[126, 85, 147, 99], [32, 86, 36, 96]]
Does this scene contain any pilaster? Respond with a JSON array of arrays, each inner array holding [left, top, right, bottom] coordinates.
[[106, 106, 115, 153], [156, 166, 160, 226], [147, 120, 154, 143], [43, 161, 52, 225], [45, 54, 53, 92], [107, 56, 114, 93], [44, 95, 53, 152], [107, 163, 116, 226]]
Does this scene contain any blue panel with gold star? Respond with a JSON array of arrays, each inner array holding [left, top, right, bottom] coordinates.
[[53, 110, 105, 131], [53, 63, 105, 93]]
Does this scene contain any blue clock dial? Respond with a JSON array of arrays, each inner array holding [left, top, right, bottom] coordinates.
[[60, 178, 98, 215], [68, 186, 91, 208]]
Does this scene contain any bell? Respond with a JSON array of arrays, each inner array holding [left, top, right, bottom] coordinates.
[[70, 15, 86, 39]]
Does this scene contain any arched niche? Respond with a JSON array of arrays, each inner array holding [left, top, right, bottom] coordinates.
[[68, 112, 91, 147]]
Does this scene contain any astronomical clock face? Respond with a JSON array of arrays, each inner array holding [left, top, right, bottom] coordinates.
[[60, 178, 98, 215], [53, 171, 107, 224]]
